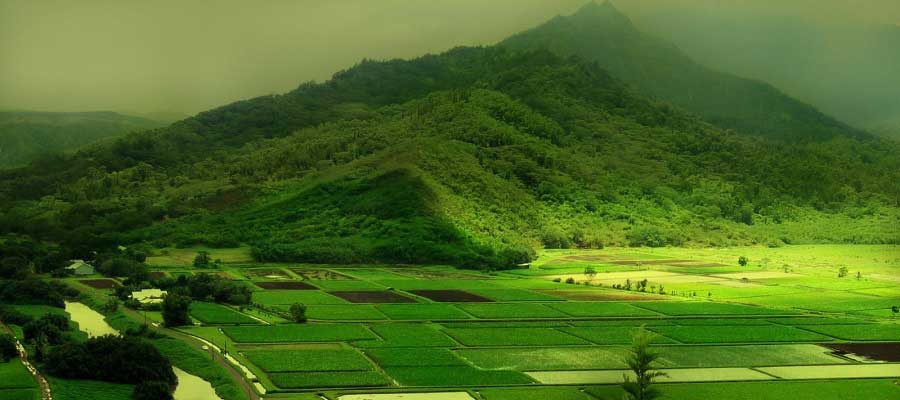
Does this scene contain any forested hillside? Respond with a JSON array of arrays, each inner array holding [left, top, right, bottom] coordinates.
[[0, 6, 897, 270], [0, 111, 164, 168]]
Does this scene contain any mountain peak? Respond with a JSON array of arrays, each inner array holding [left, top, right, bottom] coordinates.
[[570, 1, 632, 27]]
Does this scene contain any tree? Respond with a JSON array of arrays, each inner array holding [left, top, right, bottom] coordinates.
[[584, 266, 597, 280], [622, 327, 667, 400], [132, 381, 173, 400], [892, 306, 899, 316], [856, 271, 862, 280], [193, 251, 211, 267], [162, 294, 191, 327], [289, 303, 307, 323], [737, 256, 748, 267], [0, 334, 17, 362]]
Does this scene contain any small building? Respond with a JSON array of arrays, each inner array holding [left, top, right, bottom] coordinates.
[[66, 260, 95, 276], [131, 289, 167, 304]]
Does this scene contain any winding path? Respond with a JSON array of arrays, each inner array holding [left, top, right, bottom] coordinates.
[[0, 323, 52, 400]]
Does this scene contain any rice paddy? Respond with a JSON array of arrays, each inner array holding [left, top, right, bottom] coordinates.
[[131, 245, 900, 398]]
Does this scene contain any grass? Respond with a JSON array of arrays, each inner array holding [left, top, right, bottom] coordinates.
[[649, 325, 833, 344], [457, 347, 629, 370], [252, 290, 347, 305], [146, 246, 254, 265], [190, 302, 260, 324], [306, 305, 387, 320], [657, 344, 848, 367], [454, 303, 569, 319], [383, 365, 533, 386], [548, 302, 660, 317], [444, 328, 589, 346], [357, 323, 457, 347], [243, 348, 374, 372], [561, 327, 678, 345], [480, 387, 593, 400], [10, 304, 68, 319], [269, 371, 390, 388], [0, 389, 39, 400], [584, 379, 900, 400], [634, 301, 794, 316], [223, 324, 377, 343], [466, 289, 563, 302], [0, 360, 36, 389], [375, 304, 471, 320], [798, 323, 900, 341], [364, 348, 469, 367], [48, 378, 133, 400]]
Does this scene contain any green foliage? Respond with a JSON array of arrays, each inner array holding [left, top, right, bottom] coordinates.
[[192, 251, 210, 267], [43, 335, 176, 385], [161, 293, 191, 327], [738, 256, 749, 267], [622, 327, 667, 400], [288, 303, 307, 323], [0, 111, 163, 168]]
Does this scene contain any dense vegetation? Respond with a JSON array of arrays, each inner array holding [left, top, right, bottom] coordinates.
[[0, 4, 897, 269], [0, 111, 164, 168]]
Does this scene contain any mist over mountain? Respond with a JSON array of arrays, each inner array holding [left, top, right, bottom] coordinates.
[[0, 111, 165, 168], [628, 4, 900, 139], [501, 1, 864, 141]]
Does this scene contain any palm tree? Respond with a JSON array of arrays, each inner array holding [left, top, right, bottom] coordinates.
[[622, 326, 667, 400]]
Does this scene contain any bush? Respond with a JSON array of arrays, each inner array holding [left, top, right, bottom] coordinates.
[[289, 303, 307, 323], [24, 314, 71, 345], [0, 333, 17, 361]]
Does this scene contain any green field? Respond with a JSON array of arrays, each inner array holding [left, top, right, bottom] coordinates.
[[120, 245, 900, 398], [0, 360, 36, 390], [190, 302, 261, 325]]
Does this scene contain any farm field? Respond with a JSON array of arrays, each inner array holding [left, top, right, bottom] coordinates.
[[132, 245, 899, 399]]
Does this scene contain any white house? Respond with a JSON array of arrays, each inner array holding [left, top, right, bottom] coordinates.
[[131, 289, 167, 304], [66, 260, 94, 276]]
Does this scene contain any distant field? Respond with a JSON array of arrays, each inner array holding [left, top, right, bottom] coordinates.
[[146, 246, 254, 265], [130, 245, 900, 397]]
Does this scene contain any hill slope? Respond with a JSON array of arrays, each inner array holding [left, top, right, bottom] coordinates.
[[0, 111, 164, 168], [500, 1, 863, 141]]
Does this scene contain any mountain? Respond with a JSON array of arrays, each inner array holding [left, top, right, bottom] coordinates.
[[630, 7, 900, 140], [0, 10, 897, 269], [0, 111, 165, 168], [500, 1, 865, 141]]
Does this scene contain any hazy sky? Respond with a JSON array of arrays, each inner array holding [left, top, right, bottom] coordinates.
[[2, 0, 898, 115]]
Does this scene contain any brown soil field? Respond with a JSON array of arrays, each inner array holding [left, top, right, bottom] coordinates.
[[78, 279, 120, 289], [823, 343, 900, 362], [254, 281, 317, 290], [407, 290, 494, 303], [330, 290, 417, 303]]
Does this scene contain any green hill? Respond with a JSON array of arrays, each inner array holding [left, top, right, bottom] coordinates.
[[501, 1, 864, 141], [0, 111, 164, 168], [0, 13, 897, 269]]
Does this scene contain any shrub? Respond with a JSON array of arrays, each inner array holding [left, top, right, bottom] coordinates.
[[162, 293, 191, 327]]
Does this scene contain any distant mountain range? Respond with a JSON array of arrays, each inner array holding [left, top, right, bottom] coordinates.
[[0, 111, 165, 168], [631, 6, 900, 140], [0, 1, 896, 268]]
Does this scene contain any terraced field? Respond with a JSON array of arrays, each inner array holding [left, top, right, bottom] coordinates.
[[137, 245, 899, 399]]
